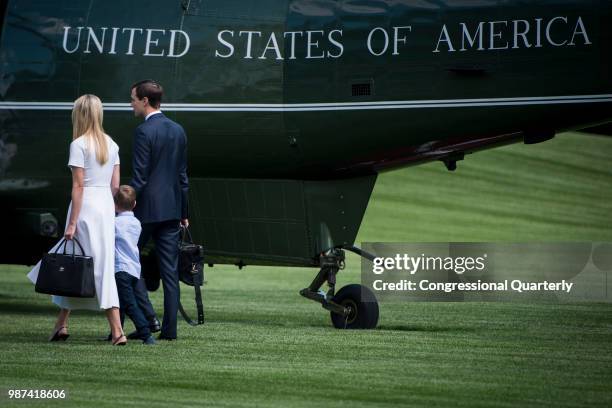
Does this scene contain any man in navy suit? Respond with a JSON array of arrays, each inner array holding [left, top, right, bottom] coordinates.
[[129, 79, 188, 340]]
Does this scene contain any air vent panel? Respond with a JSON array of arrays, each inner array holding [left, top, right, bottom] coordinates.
[[351, 83, 372, 97]]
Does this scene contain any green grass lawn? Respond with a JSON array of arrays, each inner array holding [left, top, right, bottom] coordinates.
[[1, 132, 611, 407]]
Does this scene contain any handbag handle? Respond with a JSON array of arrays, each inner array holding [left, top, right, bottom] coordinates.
[[180, 225, 194, 244], [56, 237, 87, 257]]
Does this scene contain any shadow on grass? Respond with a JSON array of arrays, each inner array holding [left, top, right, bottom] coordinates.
[[216, 315, 480, 333], [377, 324, 479, 333], [0, 300, 99, 317], [214, 314, 329, 329], [0, 333, 114, 346]]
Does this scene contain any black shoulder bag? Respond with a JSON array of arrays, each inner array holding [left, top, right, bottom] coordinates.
[[178, 226, 205, 325], [35, 238, 95, 298]]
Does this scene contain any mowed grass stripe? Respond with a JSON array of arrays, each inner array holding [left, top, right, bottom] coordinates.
[[362, 132, 612, 242]]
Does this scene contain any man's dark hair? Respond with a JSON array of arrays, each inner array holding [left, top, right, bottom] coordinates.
[[114, 185, 137, 212], [131, 79, 163, 109]]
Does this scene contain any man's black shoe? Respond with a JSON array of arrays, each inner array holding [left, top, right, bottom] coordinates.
[[125, 318, 161, 339], [149, 317, 161, 333]]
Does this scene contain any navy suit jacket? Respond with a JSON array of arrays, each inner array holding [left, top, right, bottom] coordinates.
[[130, 112, 189, 224]]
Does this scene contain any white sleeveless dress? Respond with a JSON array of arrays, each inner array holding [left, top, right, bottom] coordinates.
[[27, 135, 120, 310]]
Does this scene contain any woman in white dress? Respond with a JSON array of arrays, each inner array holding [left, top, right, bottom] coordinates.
[[27, 94, 127, 345]]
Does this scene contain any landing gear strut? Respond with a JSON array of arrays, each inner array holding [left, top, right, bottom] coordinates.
[[299, 247, 379, 329]]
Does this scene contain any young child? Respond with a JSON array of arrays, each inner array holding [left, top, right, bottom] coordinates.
[[113, 185, 155, 345]]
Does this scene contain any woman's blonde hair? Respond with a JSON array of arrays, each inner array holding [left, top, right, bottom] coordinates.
[[72, 94, 108, 165]]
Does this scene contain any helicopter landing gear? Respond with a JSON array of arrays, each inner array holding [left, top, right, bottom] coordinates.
[[299, 247, 379, 329]]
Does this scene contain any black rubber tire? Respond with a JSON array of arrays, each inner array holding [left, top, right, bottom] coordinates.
[[330, 284, 379, 329]]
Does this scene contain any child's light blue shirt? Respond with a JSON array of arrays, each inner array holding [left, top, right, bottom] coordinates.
[[115, 211, 142, 279]]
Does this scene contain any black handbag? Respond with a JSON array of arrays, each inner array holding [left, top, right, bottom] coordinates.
[[179, 226, 204, 286], [178, 226, 205, 325], [35, 238, 95, 298]]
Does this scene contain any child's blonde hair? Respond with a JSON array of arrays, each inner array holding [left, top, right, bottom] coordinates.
[[114, 185, 136, 211]]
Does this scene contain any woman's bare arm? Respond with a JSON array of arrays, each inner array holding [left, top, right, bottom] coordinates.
[[65, 167, 84, 240], [111, 164, 120, 196]]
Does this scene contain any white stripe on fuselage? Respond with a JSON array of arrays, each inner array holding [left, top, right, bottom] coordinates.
[[1, 94, 612, 111]]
